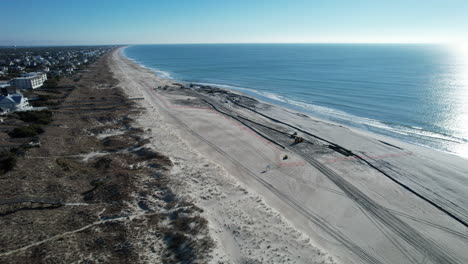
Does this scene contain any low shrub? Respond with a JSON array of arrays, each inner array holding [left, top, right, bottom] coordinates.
[[42, 79, 58, 88], [0, 152, 17, 173], [94, 157, 112, 169], [16, 110, 53, 125], [9, 125, 44, 138], [31, 100, 60, 107]]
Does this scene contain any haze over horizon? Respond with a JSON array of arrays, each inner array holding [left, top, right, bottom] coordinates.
[[2, 0, 468, 46]]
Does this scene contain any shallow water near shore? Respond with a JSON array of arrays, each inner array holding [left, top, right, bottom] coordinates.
[[124, 44, 468, 159]]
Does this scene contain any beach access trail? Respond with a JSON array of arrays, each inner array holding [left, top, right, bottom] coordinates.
[[111, 48, 468, 264]]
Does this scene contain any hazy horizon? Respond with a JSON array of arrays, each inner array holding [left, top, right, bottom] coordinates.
[[2, 0, 467, 46], [0, 42, 454, 48]]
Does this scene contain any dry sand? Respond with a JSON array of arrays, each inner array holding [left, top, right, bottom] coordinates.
[[110, 47, 468, 264]]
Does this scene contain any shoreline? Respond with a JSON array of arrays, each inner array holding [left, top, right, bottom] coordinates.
[[111, 47, 338, 263], [112, 47, 468, 264], [121, 46, 468, 161]]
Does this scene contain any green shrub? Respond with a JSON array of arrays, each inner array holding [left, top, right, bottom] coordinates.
[[38, 94, 55, 101], [9, 125, 44, 138], [42, 79, 58, 88], [31, 100, 60, 107], [16, 110, 53, 125]]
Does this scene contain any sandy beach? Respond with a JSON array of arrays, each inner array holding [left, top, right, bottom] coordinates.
[[111, 47, 468, 264]]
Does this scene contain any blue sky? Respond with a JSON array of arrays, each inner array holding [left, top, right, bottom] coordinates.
[[1, 0, 467, 45]]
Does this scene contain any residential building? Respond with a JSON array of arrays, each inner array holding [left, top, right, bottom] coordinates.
[[10, 72, 47, 89], [0, 93, 27, 112], [51, 70, 63, 77]]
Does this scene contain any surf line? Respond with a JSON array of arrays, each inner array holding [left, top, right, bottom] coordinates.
[[152, 90, 305, 168]]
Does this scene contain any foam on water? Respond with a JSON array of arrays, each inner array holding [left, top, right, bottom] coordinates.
[[122, 47, 174, 79], [153, 69, 173, 79], [190, 81, 466, 147]]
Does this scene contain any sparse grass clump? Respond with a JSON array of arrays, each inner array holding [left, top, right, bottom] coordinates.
[[158, 197, 214, 263], [162, 229, 214, 263], [173, 215, 208, 234], [9, 124, 44, 138], [163, 231, 197, 263], [94, 157, 112, 169]]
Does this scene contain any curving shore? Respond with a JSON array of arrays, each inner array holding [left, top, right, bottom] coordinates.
[[111, 47, 468, 264]]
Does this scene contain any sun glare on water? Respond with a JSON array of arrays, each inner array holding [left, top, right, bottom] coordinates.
[[446, 43, 468, 158]]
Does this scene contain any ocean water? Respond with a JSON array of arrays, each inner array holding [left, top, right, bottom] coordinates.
[[124, 44, 468, 159]]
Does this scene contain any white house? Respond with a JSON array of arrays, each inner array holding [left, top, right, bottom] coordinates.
[[0, 93, 27, 112], [10, 72, 47, 89]]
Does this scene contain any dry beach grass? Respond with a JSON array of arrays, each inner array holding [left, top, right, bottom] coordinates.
[[0, 51, 215, 263]]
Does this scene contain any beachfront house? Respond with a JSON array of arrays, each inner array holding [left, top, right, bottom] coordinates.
[[0, 93, 27, 112], [10, 72, 47, 89]]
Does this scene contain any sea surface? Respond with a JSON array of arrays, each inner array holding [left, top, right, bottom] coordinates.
[[124, 44, 468, 159]]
